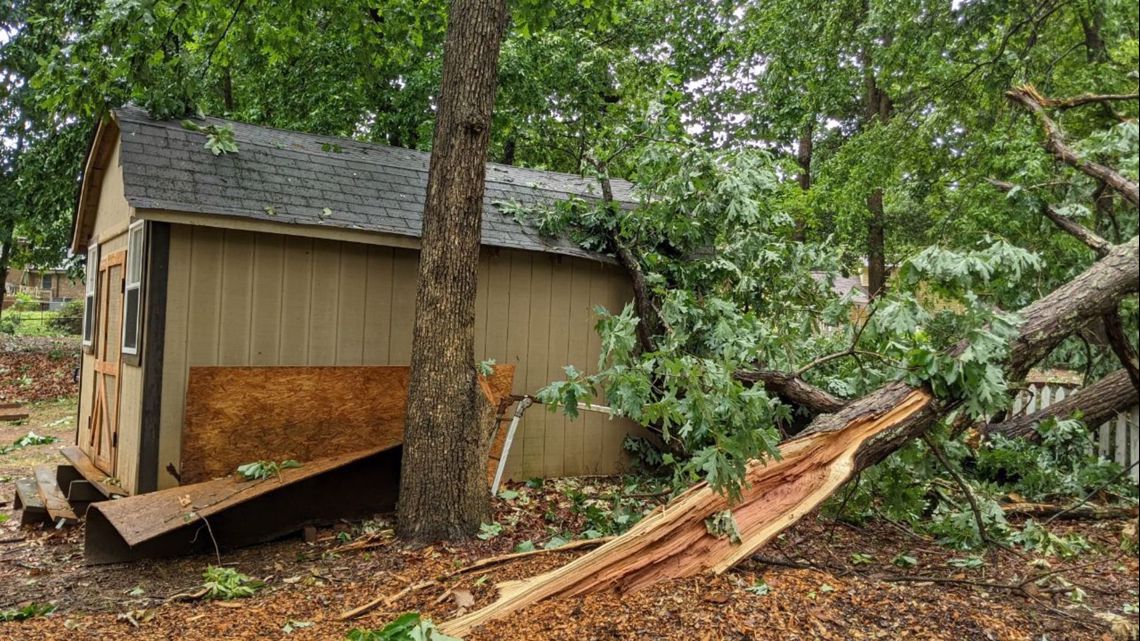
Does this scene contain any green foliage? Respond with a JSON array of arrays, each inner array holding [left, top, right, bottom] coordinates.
[[46, 299, 84, 335], [705, 510, 742, 545], [201, 566, 264, 600], [0, 602, 56, 622], [476, 522, 503, 540], [346, 612, 459, 641], [0, 432, 60, 456], [1011, 520, 1091, 559], [181, 121, 239, 156], [235, 459, 302, 481]]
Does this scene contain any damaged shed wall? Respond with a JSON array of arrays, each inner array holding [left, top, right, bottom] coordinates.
[[157, 224, 643, 490]]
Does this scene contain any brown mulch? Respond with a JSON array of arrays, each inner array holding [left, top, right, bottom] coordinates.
[[0, 477, 1137, 640], [0, 336, 80, 404]]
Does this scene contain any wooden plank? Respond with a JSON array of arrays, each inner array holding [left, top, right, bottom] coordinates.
[[180, 365, 516, 484], [218, 230, 256, 365], [1129, 409, 1139, 483], [60, 445, 128, 497], [14, 478, 47, 525], [35, 465, 78, 524], [362, 246, 394, 364], [137, 221, 171, 493], [0, 409, 30, 422], [279, 236, 314, 364], [336, 243, 368, 364], [583, 262, 607, 473], [545, 258, 572, 478], [387, 249, 419, 364], [186, 226, 224, 364], [249, 233, 285, 365], [308, 239, 341, 366], [563, 259, 593, 475], [524, 254, 552, 476], [158, 225, 193, 490]]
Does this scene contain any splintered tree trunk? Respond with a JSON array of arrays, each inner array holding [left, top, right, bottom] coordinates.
[[443, 237, 1139, 635], [397, 0, 508, 541]]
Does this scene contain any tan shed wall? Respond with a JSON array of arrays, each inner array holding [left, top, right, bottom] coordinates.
[[76, 139, 147, 492], [157, 225, 642, 490]]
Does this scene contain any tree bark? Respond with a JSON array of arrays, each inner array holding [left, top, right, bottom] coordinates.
[[735, 368, 847, 415], [983, 368, 1138, 441], [1102, 309, 1140, 390], [794, 123, 813, 241], [444, 236, 1140, 634], [396, 0, 508, 542], [862, 44, 892, 297], [0, 222, 13, 316]]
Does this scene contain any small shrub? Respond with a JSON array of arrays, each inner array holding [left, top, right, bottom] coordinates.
[[346, 612, 459, 641], [0, 603, 56, 621], [47, 299, 84, 335], [201, 566, 264, 600]]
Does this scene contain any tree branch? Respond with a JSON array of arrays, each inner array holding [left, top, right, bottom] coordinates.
[[735, 368, 847, 414], [988, 179, 1111, 256], [983, 368, 1138, 440], [1102, 308, 1140, 390], [1006, 85, 1140, 207], [1039, 92, 1139, 109]]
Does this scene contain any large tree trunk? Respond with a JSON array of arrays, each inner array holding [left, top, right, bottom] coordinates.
[[396, 0, 508, 542], [861, 45, 892, 297], [444, 236, 1139, 635], [984, 368, 1138, 441]]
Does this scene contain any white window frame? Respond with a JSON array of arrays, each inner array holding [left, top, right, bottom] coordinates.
[[122, 220, 145, 356], [82, 242, 98, 348]]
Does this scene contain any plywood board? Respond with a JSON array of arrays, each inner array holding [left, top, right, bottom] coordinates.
[[180, 365, 515, 484]]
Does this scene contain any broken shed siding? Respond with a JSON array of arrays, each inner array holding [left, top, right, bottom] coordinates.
[[157, 224, 642, 490], [77, 140, 147, 491]]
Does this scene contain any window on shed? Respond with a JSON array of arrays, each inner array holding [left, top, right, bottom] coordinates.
[[41, 273, 53, 290], [82, 244, 98, 347], [122, 221, 145, 355]]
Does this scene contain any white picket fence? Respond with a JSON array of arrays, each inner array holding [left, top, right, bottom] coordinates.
[[1012, 382, 1140, 483]]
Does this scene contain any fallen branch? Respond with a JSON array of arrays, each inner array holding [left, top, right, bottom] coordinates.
[[442, 236, 1139, 636], [339, 579, 439, 621], [449, 537, 616, 577], [983, 368, 1137, 440], [1002, 502, 1137, 521]]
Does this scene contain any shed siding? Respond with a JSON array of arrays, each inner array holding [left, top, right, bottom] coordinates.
[[78, 140, 147, 491], [158, 225, 641, 490]]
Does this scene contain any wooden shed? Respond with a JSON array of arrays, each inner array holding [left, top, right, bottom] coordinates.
[[70, 106, 641, 497]]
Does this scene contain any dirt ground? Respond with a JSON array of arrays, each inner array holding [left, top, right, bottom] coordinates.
[[2, 449, 1138, 641], [0, 336, 81, 404]]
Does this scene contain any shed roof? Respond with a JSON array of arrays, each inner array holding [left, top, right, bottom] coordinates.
[[80, 106, 636, 261]]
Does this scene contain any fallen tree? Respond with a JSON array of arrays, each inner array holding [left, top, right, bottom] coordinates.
[[983, 368, 1138, 441], [443, 235, 1139, 636]]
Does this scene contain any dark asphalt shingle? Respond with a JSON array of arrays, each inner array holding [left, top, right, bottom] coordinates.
[[113, 106, 635, 262]]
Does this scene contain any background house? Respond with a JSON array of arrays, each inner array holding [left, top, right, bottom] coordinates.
[[3, 264, 84, 309], [69, 106, 642, 496]]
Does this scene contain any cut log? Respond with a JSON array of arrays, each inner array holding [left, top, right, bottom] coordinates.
[[984, 368, 1138, 441], [445, 236, 1139, 635]]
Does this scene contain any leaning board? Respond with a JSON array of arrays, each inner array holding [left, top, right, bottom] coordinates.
[[180, 365, 516, 484]]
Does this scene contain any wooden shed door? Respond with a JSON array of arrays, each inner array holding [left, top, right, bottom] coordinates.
[[85, 250, 125, 476]]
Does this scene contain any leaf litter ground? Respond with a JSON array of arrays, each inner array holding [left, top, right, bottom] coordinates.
[[1, 395, 1137, 640]]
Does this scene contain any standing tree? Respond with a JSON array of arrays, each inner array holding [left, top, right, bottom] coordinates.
[[396, 0, 510, 541]]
